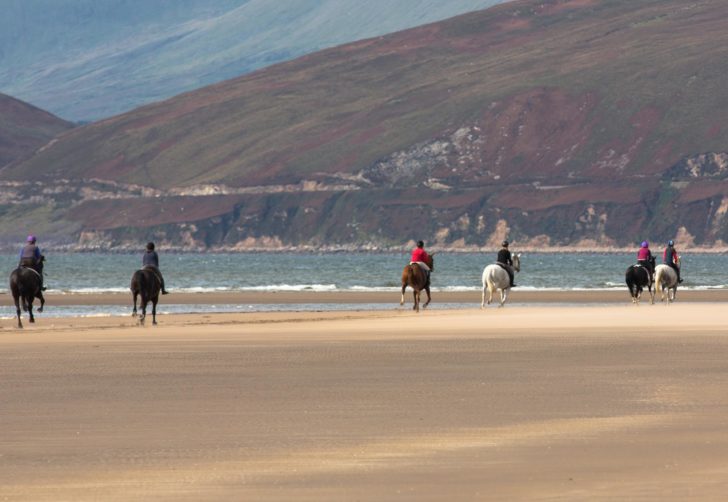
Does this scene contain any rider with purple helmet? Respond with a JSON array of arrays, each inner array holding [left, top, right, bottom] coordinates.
[[18, 235, 46, 290], [636, 240, 654, 282]]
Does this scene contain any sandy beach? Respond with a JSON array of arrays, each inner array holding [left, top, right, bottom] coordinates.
[[3, 296, 728, 500]]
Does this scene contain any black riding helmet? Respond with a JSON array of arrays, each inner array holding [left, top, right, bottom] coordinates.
[[146, 242, 155, 251], [502, 240, 509, 247], [417, 240, 424, 248]]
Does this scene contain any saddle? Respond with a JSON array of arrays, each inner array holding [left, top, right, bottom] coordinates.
[[20, 266, 42, 278]]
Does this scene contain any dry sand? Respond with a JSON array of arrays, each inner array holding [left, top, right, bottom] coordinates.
[[2, 294, 728, 500]]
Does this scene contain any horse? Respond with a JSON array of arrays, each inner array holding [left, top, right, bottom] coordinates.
[[654, 264, 679, 305], [625, 256, 655, 305], [131, 267, 161, 325], [481, 253, 521, 308], [9, 266, 45, 328], [400, 253, 434, 312]]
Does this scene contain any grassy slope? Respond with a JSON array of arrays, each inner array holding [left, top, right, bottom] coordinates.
[[7, 0, 727, 190], [1, 0, 508, 121], [0, 93, 74, 168]]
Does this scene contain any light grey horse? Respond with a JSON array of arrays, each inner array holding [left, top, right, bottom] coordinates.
[[481, 253, 521, 308], [654, 264, 679, 304]]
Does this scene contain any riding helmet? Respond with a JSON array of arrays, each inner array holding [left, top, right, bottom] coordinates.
[[641, 240, 649, 248], [416, 240, 424, 248], [26, 235, 36, 243], [502, 240, 509, 247], [668, 240, 674, 246], [146, 242, 155, 251]]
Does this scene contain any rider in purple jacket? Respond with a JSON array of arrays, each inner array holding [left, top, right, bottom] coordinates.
[[18, 235, 45, 290]]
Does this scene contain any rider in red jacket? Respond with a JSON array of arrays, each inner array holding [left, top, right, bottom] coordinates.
[[637, 240, 654, 281], [410, 240, 431, 285], [411, 240, 430, 264]]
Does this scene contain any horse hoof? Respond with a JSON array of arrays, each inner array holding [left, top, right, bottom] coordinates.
[[37, 307, 43, 313], [29, 318, 35, 323]]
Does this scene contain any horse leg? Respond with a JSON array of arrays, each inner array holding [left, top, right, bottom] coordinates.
[[132, 291, 138, 317], [152, 298, 158, 325], [27, 298, 35, 324], [37, 292, 45, 313], [499, 288, 507, 307], [487, 282, 494, 305], [412, 289, 419, 312], [649, 284, 655, 305], [140, 298, 147, 326], [423, 286, 431, 309], [14, 294, 22, 329], [400, 284, 406, 306]]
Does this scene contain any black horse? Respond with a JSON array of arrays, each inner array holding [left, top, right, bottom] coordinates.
[[10, 266, 45, 328], [625, 256, 655, 305], [131, 268, 161, 325]]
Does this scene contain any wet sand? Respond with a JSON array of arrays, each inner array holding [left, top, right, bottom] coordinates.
[[3, 302, 728, 500], [15, 287, 728, 306]]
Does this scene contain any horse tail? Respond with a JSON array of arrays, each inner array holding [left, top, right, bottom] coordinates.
[[654, 267, 663, 296]]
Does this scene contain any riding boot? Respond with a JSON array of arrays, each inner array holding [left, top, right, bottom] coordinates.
[[677, 269, 683, 283], [160, 275, 169, 295], [508, 270, 516, 288]]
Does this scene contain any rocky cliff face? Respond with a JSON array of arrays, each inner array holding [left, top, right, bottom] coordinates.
[[3, 0, 728, 250]]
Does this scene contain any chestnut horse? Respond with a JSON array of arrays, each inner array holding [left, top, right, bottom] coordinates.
[[400, 254, 434, 312]]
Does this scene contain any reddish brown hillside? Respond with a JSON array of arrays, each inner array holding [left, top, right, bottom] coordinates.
[[3, 0, 728, 249], [0, 93, 74, 169]]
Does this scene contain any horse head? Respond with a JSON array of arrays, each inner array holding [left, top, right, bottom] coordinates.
[[513, 253, 521, 272], [426, 252, 435, 272]]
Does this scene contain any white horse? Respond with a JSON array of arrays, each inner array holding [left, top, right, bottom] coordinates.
[[481, 253, 521, 308], [654, 264, 679, 305]]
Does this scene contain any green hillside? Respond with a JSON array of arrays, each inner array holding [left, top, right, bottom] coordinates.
[[3, 0, 728, 249]]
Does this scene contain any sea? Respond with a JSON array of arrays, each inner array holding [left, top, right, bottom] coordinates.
[[1, 252, 725, 318]]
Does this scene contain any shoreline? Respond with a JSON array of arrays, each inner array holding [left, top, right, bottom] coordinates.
[[6, 288, 728, 306]]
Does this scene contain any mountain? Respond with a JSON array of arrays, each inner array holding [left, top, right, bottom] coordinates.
[[4, 0, 728, 250], [0, 93, 74, 169], [0, 0, 509, 121]]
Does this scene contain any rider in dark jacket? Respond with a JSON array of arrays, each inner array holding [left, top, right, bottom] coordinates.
[[663, 240, 683, 283], [497, 240, 516, 287], [142, 242, 169, 294], [18, 235, 45, 290]]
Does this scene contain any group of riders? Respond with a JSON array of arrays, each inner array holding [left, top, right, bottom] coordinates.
[[410, 238, 681, 289], [16, 234, 681, 296], [635, 239, 683, 284], [18, 236, 168, 295], [410, 239, 518, 288]]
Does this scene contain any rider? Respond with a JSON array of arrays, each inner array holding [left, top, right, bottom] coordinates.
[[637, 240, 654, 282], [410, 240, 431, 285], [18, 235, 45, 291], [142, 242, 169, 294], [497, 240, 516, 287], [663, 239, 683, 283]]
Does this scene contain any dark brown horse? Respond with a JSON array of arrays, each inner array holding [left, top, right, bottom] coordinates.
[[131, 267, 161, 325], [400, 253, 435, 312], [10, 266, 45, 328]]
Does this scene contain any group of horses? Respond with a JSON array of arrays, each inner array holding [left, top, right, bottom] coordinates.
[[402, 252, 681, 313], [9, 266, 162, 328], [9, 250, 679, 327], [625, 256, 680, 305], [400, 253, 523, 312]]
